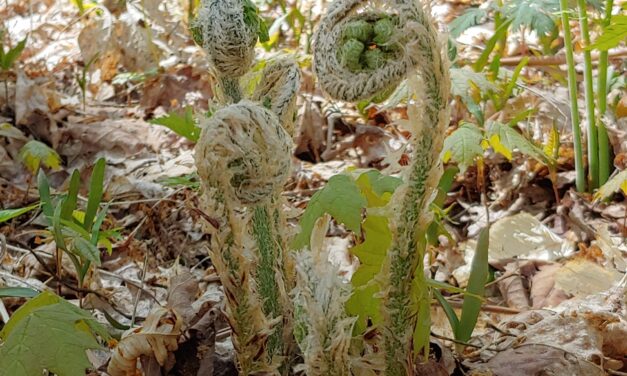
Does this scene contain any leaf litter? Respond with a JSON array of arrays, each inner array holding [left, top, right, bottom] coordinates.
[[0, 0, 626, 374]]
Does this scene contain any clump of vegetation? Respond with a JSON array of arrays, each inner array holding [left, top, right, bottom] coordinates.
[[193, 0, 488, 374]]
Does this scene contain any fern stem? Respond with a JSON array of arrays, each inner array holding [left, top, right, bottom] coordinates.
[[379, 7, 450, 374], [559, 0, 586, 192], [597, 0, 614, 185], [221, 76, 243, 103], [251, 204, 287, 363], [577, 0, 599, 190]]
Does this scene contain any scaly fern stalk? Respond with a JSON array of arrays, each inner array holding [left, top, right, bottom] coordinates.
[[195, 102, 294, 374], [598, 0, 614, 185], [292, 248, 356, 376], [251, 204, 290, 363], [314, 0, 450, 372], [559, 0, 587, 192], [577, 0, 599, 189]]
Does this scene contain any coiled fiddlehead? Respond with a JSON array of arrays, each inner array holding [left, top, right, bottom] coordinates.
[[195, 101, 293, 374], [252, 59, 302, 137], [192, 0, 260, 103], [314, 0, 450, 374]]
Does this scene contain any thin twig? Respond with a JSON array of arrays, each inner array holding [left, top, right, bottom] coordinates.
[[6, 241, 161, 303], [130, 251, 149, 327], [429, 332, 485, 349], [440, 299, 522, 315], [493, 48, 627, 67]]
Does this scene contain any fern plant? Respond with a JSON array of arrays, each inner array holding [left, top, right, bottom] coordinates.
[[192, 0, 488, 374]]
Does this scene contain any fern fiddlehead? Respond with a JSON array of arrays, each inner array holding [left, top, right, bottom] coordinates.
[[192, 0, 259, 103], [193, 3, 302, 368], [313, 0, 450, 374], [195, 101, 292, 374]]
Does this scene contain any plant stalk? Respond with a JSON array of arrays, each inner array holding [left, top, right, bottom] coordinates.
[[577, 0, 599, 190], [251, 204, 287, 365], [559, 0, 586, 192], [597, 0, 614, 185], [221, 76, 243, 103]]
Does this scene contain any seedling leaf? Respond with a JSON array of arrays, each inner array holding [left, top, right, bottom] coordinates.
[[442, 123, 485, 172], [0, 203, 39, 224], [0, 37, 27, 70], [149, 107, 200, 142], [292, 174, 367, 250], [83, 158, 105, 232], [488, 122, 547, 163], [0, 292, 107, 376]]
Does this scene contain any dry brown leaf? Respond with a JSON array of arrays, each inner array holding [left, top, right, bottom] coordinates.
[[496, 262, 532, 310], [14, 71, 53, 125], [554, 259, 622, 298], [107, 308, 183, 376], [167, 271, 199, 324], [530, 263, 569, 309], [481, 344, 604, 376]]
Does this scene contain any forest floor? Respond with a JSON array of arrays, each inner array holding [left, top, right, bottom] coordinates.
[[0, 0, 626, 375]]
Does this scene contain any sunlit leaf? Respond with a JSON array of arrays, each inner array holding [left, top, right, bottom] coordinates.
[[442, 123, 485, 172], [449, 7, 488, 38], [292, 174, 367, 250], [543, 124, 560, 159], [18, 140, 61, 173], [595, 169, 627, 201], [346, 215, 392, 334], [589, 15, 627, 51]]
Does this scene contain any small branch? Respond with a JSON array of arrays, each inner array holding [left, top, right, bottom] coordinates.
[[496, 48, 627, 67], [435, 299, 522, 315]]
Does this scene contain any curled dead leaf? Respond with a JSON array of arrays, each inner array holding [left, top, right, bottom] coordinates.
[[107, 307, 183, 376]]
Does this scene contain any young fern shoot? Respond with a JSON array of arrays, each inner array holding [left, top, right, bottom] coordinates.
[[192, 0, 259, 103], [193, 2, 302, 372], [314, 0, 450, 373]]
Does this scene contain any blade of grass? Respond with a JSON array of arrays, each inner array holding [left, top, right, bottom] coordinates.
[[60, 170, 81, 221], [455, 226, 489, 342], [91, 203, 109, 247], [83, 158, 105, 231], [433, 289, 459, 334], [37, 169, 53, 218], [473, 19, 513, 72], [0, 287, 39, 298], [0, 203, 39, 224]]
